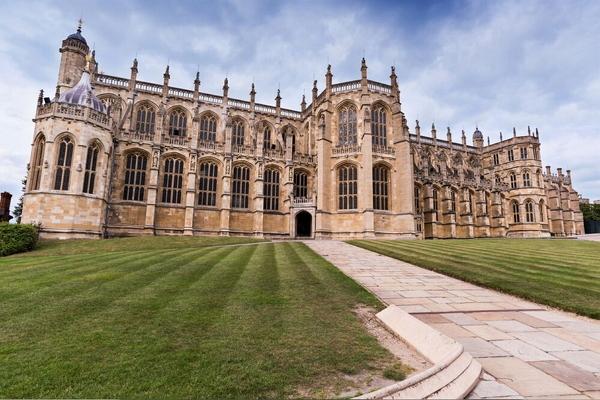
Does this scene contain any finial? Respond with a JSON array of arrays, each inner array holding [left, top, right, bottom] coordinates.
[[313, 80, 317, 89], [487, 137, 490, 145], [251, 82, 255, 92], [327, 64, 332, 74], [500, 131, 503, 141], [535, 127, 539, 137], [528, 125, 531, 135], [391, 65, 396, 74], [301, 94, 306, 103], [275, 88, 281, 100], [132, 58, 138, 69], [447, 127, 451, 134], [415, 119, 420, 128], [37, 89, 44, 106], [224, 77, 228, 86], [432, 122, 436, 130], [513, 127, 516, 136], [361, 57, 366, 67], [77, 18, 83, 33], [195, 71, 200, 81]]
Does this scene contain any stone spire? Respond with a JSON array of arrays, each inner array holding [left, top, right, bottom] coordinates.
[[312, 80, 318, 103], [37, 89, 44, 106], [223, 77, 229, 98], [250, 83, 256, 104], [275, 88, 281, 109], [325, 64, 333, 91], [361, 58, 367, 80], [301, 94, 306, 112]]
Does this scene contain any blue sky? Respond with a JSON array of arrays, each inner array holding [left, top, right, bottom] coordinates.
[[1, 0, 599, 211]]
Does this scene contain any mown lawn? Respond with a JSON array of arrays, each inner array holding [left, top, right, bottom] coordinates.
[[348, 239, 600, 319], [0, 237, 395, 398]]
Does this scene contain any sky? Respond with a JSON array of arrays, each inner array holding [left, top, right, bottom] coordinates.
[[1, 0, 599, 212]]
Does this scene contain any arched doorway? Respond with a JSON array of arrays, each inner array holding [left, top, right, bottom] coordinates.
[[296, 211, 312, 238]]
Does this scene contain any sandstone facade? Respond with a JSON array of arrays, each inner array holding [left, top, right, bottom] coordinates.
[[21, 26, 584, 239]]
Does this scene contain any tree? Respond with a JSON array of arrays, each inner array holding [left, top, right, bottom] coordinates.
[[12, 175, 26, 224]]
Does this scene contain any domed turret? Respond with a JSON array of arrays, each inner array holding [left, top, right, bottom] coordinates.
[[57, 21, 90, 93], [66, 25, 88, 46], [473, 126, 484, 148], [58, 53, 106, 113]]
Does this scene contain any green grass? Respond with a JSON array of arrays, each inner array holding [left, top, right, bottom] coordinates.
[[348, 239, 600, 319], [0, 237, 396, 398]]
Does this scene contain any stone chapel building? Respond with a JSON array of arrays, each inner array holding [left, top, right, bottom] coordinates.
[[21, 26, 585, 239]]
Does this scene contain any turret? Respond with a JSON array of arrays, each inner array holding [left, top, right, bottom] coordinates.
[[415, 120, 421, 141], [57, 20, 90, 93], [222, 77, 229, 101], [390, 66, 399, 102], [250, 83, 256, 105], [325, 64, 332, 92], [275, 89, 281, 112], [473, 126, 484, 149], [162, 65, 170, 97], [129, 58, 138, 91], [190, 71, 199, 102], [360, 58, 368, 90]]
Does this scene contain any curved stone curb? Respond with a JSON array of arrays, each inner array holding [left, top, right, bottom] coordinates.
[[356, 305, 482, 399]]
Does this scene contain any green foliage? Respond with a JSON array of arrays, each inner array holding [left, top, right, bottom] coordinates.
[[349, 239, 600, 319], [580, 203, 600, 222], [0, 223, 39, 256], [383, 363, 410, 381], [11, 175, 27, 224]]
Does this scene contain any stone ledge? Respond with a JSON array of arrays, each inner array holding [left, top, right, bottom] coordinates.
[[356, 305, 482, 399]]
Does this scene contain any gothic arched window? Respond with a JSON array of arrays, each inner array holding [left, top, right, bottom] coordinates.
[[338, 164, 358, 210], [263, 168, 280, 211], [414, 186, 422, 213], [373, 165, 389, 210], [198, 161, 218, 206], [161, 158, 184, 203], [338, 104, 357, 145], [432, 188, 439, 212], [512, 201, 521, 223], [233, 120, 245, 146], [54, 136, 74, 191], [371, 105, 387, 147], [523, 172, 531, 187], [263, 126, 272, 150], [510, 173, 517, 189], [199, 114, 217, 143], [135, 104, 155, 134], [30, 135, 45, 191], [525, 200, 535, 222], [450, 190, 457, 212], [232, 165, 250, 209], [122, 152, 148, 201], [168, 109, 187, 136], [82, 143, 100, 194], [294, 170, 308, 199]]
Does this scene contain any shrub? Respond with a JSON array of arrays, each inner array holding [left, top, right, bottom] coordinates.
[[0, 223, 39, 256]]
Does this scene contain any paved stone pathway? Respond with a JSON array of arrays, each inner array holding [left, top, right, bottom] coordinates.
[[305, 240, 600, 399], [577, 234, 600, 242]]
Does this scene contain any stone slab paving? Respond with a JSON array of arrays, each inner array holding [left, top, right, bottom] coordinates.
[[305, 240, 600, 399]]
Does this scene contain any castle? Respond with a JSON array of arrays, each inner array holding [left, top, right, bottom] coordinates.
[[21, 25, 585, 239]]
